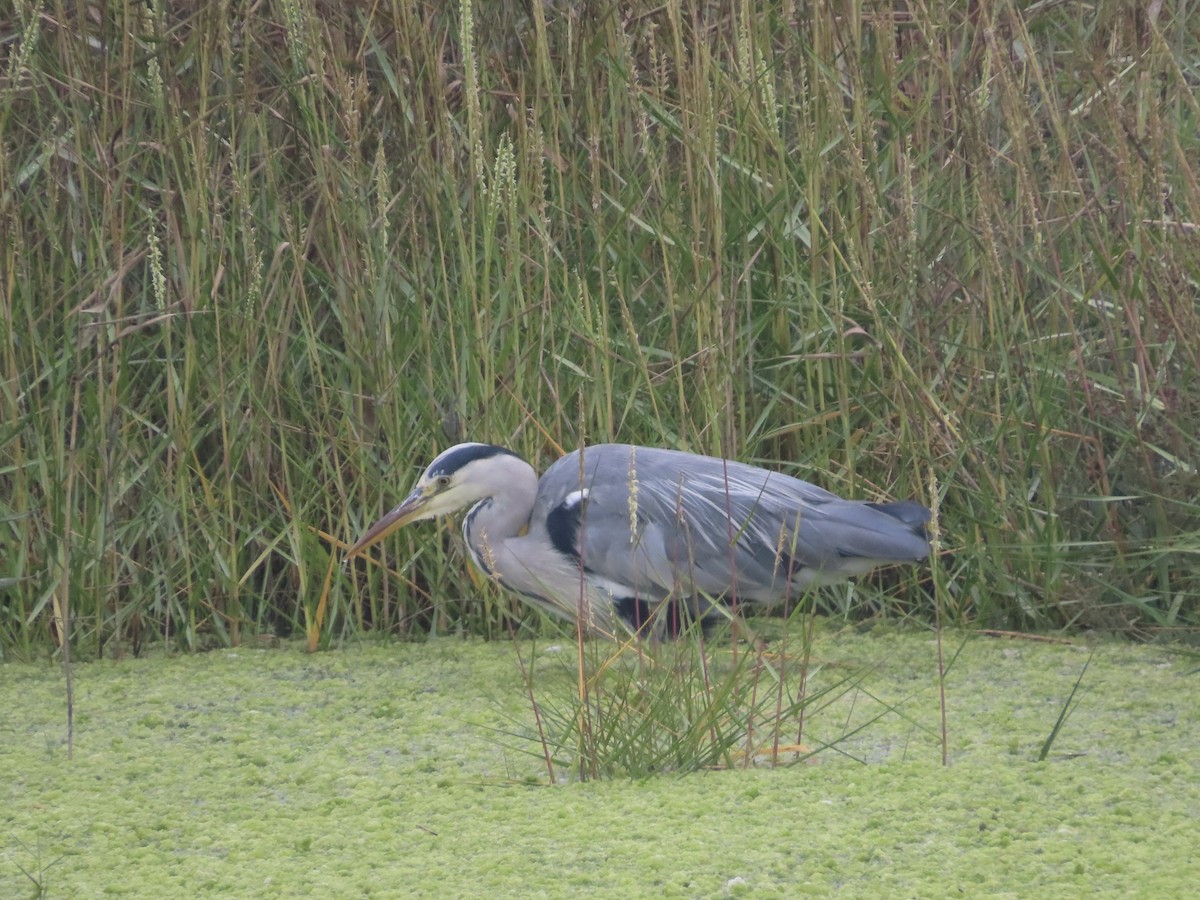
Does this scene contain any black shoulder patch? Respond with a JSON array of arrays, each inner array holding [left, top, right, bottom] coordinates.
[[545, 495, 584, 561], [428, 443, 518, 478]]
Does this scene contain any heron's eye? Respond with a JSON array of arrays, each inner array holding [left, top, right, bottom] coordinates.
[[435, 475, 451, 488]]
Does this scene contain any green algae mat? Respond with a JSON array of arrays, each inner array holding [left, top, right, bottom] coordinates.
[[3, 629, 1197, 897]]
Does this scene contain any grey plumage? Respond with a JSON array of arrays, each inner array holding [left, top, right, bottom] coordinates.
[[348, 443, 931, 639]]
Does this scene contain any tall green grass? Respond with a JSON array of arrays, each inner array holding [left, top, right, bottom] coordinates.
[[2, 0, 1198, 658]]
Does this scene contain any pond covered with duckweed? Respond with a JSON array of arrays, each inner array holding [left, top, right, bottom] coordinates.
[[3, 625, 1197, 897]]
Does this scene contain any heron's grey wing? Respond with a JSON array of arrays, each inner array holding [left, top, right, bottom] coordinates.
[[537, 445, 928, 604], [606, 449, 852, 598]]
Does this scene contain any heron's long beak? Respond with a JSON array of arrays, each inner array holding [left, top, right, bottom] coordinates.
[[346, 488, 429, 559]]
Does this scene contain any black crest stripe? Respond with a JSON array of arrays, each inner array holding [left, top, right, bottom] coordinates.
[[429, 444, 518, 478]]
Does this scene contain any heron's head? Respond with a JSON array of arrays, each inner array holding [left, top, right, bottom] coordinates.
[[346, 443, 523, 559]]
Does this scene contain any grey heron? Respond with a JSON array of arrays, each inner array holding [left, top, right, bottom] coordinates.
[[347, 443, 931, 639]]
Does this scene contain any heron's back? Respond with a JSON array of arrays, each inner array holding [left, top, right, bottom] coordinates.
[[530, 444, 929, 607]]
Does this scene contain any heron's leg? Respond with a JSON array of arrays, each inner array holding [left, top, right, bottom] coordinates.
[[612, 595, 654, 636]]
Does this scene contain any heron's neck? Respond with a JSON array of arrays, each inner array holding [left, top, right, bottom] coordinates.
[[461, 466, 537, 576]]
